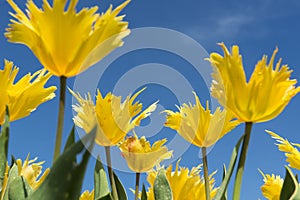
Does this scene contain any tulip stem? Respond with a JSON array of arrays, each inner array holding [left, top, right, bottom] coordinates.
[[53, 76, 67, 163], [135, 172, 140, 200], [233, 122, 253, 200], [105, 146, 119, 200], [202, 147, 210, 200]]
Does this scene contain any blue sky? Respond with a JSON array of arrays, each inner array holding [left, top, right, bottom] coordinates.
[[1, 0, 300, 199]]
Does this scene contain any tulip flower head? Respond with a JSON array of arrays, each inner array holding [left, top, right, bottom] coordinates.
[[260, 171, 283, 200], [16, 155, 50, 189], [79, 190, 94, 200], [267, 130, 300, 170], [164, 92, 239, 148], [208, 43, 300, 123], [70, 88, 158, 146], [6, 0, 131, 77], [119, 133, 173, 173], [0, 154, 50, 198], [146, 160, 218, 200], [0, 60, 56, 125]]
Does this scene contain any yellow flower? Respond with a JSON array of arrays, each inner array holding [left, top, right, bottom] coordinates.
[[15, 154, 50, 189], [164, 92, 239, 148], [0, 154, 50, 196], [70, 88, 158, 146], [267, 130, 300, 170], [0, 60, 56, 125], [146, 160, 218, 200], [260, 171, 283, 200], [79, 190, 94, 200], [207, 43, 300, 123], [6, 0, 130, 77], [119, 134, 173, 172]]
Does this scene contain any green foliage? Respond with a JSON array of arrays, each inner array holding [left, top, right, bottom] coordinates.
[[214, 135, 244, 200], [0, 107, 9, 189], [221, 164, 227, 200], [154, 169, 172, 200], [280, 166, 300, 200], [141, 184, 147, 200], [113, 171, 127, 200], [2, 164, 32, 200], [7, 176, 32, 200], [94, 157, 111, 199], [63, 126, 76, 152], [28, 126, 96, 200]]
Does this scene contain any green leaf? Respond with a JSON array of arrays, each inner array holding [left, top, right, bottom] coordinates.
[[221, 164, 227, 200], [154, 169, 172, 200], [280, 166, 300, 200], [113, 171, 127, 200], [8, 176, 32, 200], [96, 193, 112, 200], [29, 127, 96, 200], [141, 184, 147, 200], [94, 157, 110, 199], [2, 164, 32, 200], [63, 126, 75, 153], [214, 135, 244, 200], [2, 164, 18, 200], [0, 106, 9, 189]]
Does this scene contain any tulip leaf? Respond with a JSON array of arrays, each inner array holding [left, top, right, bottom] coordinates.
[[214, 135, 244, 200], [2, 164, 18, 200], [2, 164, 32, 200], [63, 126, 75, 152], [154, 169, 172, 200], [29, 127, 96, 200], [280, 166, 300, 200], [94, 157, 111, 199], [113, 171, 127, 200], [141, 184, 148, 200], [8, 176, 32, 200], [0, 107, 9, 189], [221, 164, 228, 200], [96, 194, 112, 200]]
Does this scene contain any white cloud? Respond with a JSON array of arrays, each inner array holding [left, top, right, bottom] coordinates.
[[185, 13, 259, 45], [183, 0, 300, 46]]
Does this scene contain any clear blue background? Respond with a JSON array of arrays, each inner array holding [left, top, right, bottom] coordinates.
[[1, 0, 300, 199]]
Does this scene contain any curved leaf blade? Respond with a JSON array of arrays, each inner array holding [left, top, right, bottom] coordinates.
[[29, 127, 96, 200], [154, 169, 172, 200], [0, 107, 10, 189], [214, 135, 244, 200], [280, 166, 300, 200], [94, 157, 110, 199]]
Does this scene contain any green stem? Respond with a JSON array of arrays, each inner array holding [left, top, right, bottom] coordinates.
[[233, 122, 253, 200], [53, 76, 67, 162], [202, 147, 211, 200], [105, 146, 119, 200], [135, 172, 140, 200]]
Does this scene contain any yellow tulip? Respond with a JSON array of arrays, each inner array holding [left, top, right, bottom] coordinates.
[[70, 88, 158, 146], [260, 171, 283, 200], [5, 0, 130, 77], [119, 134, 173, 172], [267, 130, 300, 170], [146, 160, 218, 200], [164, 92, 239, 148], [0, 60, 56, 125], [0, 154, 50, 197], [79, 190, 94, 200], [208, 43, 300, 123], [16, 154, 50, 189]]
